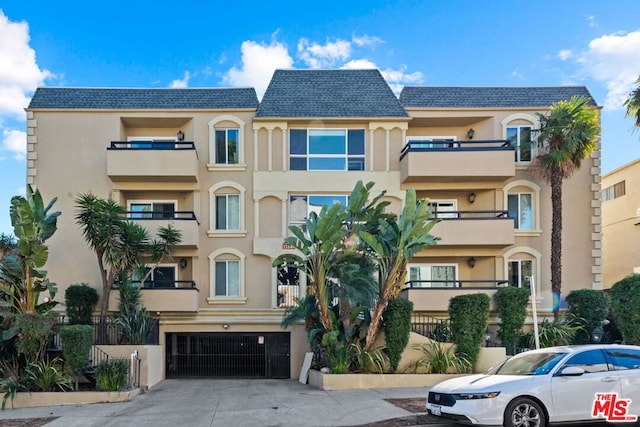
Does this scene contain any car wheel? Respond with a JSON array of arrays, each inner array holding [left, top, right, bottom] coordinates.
[[504, 397, 547, 427]]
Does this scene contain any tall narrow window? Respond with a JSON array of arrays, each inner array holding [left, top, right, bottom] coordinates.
[[508, 193, 533, 230], [215, 260, 240, 297], [215, 129, 239, 164], [507, 126, 532, 162], [215, 194, 240, 230], [508, 260, 533, 289]]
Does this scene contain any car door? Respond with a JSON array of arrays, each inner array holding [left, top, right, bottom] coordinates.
[[604, 348, 640, 418], [550, 349, 621, 423]]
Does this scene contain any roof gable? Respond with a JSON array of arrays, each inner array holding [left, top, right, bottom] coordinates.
[[256, 69, 408, 118]]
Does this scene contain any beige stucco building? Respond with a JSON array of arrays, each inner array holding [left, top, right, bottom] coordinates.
[[602, 159, 640, 288], [26, 69, 601, 379]]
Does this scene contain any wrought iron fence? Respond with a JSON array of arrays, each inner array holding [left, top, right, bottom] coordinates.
[[411, 313, 452, 342], [50, 315, 159, 347]]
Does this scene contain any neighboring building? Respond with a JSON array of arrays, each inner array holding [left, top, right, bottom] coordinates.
[[26, 70, 601, 379], [602, 159, 640, 288]]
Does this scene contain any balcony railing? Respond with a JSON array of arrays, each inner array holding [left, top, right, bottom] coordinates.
[[115, 280, 197, 289], [431, 210, 509, 219], [126, 211, 199, 247], [400, 140, 515, 184], [404, 280, 509, 289], [109, 141, 196, 150], [107, 141, 199, 182], [125, 210, 199, 222]]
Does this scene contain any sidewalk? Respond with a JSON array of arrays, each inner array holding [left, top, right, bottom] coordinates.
[[0, 379, 450, 427]]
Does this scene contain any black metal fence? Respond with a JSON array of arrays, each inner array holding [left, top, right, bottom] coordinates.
[[411, 313, 452, 342], [51, 315, 159, 347]]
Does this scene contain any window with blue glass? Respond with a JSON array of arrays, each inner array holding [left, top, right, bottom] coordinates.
[[289, 194, 348, 230], [289, 129, 365, 171]]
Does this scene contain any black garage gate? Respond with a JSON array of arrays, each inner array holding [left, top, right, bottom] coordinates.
[[166, 332, 290, 379]]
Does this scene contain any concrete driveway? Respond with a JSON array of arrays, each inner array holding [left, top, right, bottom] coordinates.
[[0, 379, 443, 427]]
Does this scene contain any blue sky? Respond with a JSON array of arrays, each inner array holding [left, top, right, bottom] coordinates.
[[1, 0, 639, 235]]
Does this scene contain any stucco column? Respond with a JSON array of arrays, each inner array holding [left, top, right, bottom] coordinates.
[[369, 128, 375, 171], [385, 128, 391, 172], [253, 129, 259, 171], [281, 197, 288, 239], [254, 199, 260, 238], [282, 127, 288, 172]]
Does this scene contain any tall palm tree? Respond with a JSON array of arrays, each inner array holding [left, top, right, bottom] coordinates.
[[534, 95, 600, 317], [624, 75, 640, 129]]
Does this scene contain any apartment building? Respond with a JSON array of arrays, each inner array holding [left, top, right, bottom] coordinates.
[[26, 69, 601, 379], [602, 159, 640, 288]]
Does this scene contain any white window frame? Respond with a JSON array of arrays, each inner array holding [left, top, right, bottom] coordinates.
[[501, 114, 538, 166], [207, 248, 246, 304], [503, 246, 541, 300], [208, 181, 246, 237], [428, 199, 458, 219], [507, 193, 534, 230], [133, 263, 177, 288], [207, 115, 246, 171], [127, 199, 178, 219], [508, 259, 533, 289], [289, 128, 366, 171], [289, 194, 349, 230], [408, 263, 459, 288], [214, 194, 240, 231], [504, 180, 541, 236], [406, 135, 457, 149], [214, 128, 239, 165]]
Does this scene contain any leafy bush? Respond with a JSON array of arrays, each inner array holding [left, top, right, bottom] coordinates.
[[412, 341, 470, 374], [25, 357, 73, 392], [95, 358, 129, 392], [350, 343, 386, 374], [10, 312, 58, 364], [430, 321, 452, 342], [566, 289, 610, 344], [383, 298, 413, 373], [448, 293, 490, 366], [59, 325, 93, 390], [524, 315, 583, 348], [115, 281, 155, 344], [494, 286, 530, 354], [610, 274, 640, 345], [64, 283, 99, 325], [0, 372, 30, 410]]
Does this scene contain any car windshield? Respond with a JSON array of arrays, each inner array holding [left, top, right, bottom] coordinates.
[[494, 351, 567, 376]]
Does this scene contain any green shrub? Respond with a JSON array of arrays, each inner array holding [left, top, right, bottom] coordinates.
[[64, 283, 99, 325], [448, 293, 490, 366], [383, 298, 413, 373], [524, 315, 582, 348], [350, 343, 386, 374], [25, 357, 73, 392], [59, 325, 93, 390], [95, 358, 129, 392], [412, 341, 471, 374], [11, 312, 58, 364], [566, 289, 610, 344], [610, 274, 640, 345], [115, 281, 155, 344], [494, 287, 530, 354]]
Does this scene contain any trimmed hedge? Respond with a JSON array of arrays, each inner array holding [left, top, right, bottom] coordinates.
[[494, 286, 530, 354], [610, 274, 640, 345], [449, 293, 490, 366], [383, 298, 414, 373], [566, 289, 610, 344], [60, 325, 93, 390], [65, 283, 99, 325]]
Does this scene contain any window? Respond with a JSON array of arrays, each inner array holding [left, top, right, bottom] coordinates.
[[562, 350, 609, 374], [215, 129, 239, 164], [290, 129, 365, 171], [408, 264, 457, 288], [428, 200, 458, 219], [601, 180, 626, 202], [507, 126, 532, 162], [215, 260, 240, 297], [133, 265, 176, 288], [407, 137, 457, 149], [215, 194, 240, 230], [605, 349, 640, 370], [289, 194, 348, 230], [508, 193, 533, 229], [508, 259, 533, 289], [277, 264, 300, 308], [128, 137, 176, 149], [128, 201, 176, 219]]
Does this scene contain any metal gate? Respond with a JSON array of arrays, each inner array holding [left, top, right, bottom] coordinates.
[[166, 332, 290, 379]]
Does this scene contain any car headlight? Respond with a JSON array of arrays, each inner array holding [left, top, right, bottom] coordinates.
[[456, 392, 501, 400]]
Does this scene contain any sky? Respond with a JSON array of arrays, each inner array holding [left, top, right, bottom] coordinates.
[[1, 0, 639, 236]]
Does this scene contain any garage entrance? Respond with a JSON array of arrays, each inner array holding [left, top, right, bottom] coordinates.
[[166, 332, 290, 379]]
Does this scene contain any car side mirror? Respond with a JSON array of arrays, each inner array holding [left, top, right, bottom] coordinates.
[[559, 366, 584, 376]]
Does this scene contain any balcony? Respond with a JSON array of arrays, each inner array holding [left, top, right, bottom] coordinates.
[[107, 141, 199, 182], [400, 280, 507, 312], [127, 211, 199, 248], [108, 281, 199, 312], [400, 140, 515, 184], [430, 210, 514, 247]]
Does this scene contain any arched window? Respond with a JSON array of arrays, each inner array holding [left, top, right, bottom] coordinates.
[[208, 115, 246, 170], [503, 246, 541, 294], [501, 114, 537, 163], [207, 248, 246, 304], [504, 180, 541, 235], [208, 181, 246, 237]]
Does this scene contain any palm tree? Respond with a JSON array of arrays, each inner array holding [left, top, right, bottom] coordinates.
[[624, 75, 640, 129], [534, 95, 600, 317]]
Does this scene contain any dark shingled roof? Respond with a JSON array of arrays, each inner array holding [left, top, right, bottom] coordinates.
[[256, 69, 408, 118], [399, 86, 598, 108], [28, 87, 259, 109]]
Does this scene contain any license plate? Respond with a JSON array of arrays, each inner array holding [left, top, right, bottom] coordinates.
[[431, 404, 441, 416]]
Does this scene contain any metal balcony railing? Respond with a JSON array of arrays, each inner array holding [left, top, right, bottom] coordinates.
[[411, 313, 452, 342], [125, 210, 199, 222], [109, 141, 195, 150], [431, 210, 510, 220], [404, 280, 509, 289], [113, 280, 197, 289], [400, 139, 513, 159]]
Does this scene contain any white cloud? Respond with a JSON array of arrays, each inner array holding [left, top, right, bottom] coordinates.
[[2, 129, 26, 161], [297, 38, 352, 68], [169, 71, 190, 88], [222, 38, 293, 99], [380, 66, 424, 95], [352, 34, 383, 48], [0, 11, 52, 118], [511, 68, 525, 80], [558, 49, 573, 60], [576, 30, 640, 110], [341, 59, 377, 69], [586, 15, 598, 28]]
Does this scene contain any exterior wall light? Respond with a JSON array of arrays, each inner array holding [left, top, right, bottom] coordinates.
[[179, 258, 188, 269], [177, 130, 185, 141], [467, 257, 476, 268], [222, 324, 230, 330], [468, 192, 476, 203], [467, 128, 475, 139]]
